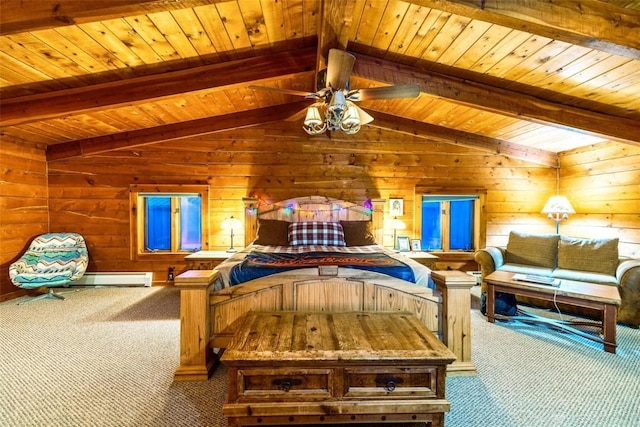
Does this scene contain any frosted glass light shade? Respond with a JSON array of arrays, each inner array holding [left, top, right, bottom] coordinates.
[[221, 216, 242, 230], [391, 217, 406, 230], [541, 196, 575, 214], [340, 105, 361, 134], [304, 106, 323, 125]]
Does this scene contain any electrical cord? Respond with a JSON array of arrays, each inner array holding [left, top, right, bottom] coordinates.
[[552, 281, 564, 322]]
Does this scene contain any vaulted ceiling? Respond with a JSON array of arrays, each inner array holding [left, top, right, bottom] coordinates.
[[1, 0, 639, 167]]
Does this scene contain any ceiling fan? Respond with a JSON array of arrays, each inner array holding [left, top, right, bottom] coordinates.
[[249, 49, 420, 135]]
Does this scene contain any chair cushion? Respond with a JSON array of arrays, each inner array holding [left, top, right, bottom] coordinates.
[[12, 272, 74, 288], [505, 231, 559, 269], [558, 236, 619, 276]]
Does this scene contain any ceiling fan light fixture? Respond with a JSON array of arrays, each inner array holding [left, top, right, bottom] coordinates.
[[325, 91, 348, 132], [303, 105, 327, 135], [254, 50, 420, 136], [340, 104, 361, 134]]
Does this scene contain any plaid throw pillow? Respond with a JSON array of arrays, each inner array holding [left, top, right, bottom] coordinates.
[[288, 222, 346, 246]]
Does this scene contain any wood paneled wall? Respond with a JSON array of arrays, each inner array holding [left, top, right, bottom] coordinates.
[[0, 139, 49, 301], [560, 142, 640, 258], [44, 125, 558, 285], [1, 125, 638, 298]]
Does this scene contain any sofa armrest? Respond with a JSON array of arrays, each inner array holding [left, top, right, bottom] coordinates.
[[474, 247, 506, 292], [617, 259, 640, 281], [617, 259, 640, 328]]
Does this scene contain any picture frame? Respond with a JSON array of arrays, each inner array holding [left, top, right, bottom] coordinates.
[[389, 198, 404, 216], [397, 236, 410, 252], [411, 239, 422, 251]]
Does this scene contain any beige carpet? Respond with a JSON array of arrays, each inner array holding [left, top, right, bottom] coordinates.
[[1, 285, 639, 427]]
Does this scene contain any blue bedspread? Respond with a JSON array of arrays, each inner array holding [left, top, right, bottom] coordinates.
[[229, 251, 415, 286]]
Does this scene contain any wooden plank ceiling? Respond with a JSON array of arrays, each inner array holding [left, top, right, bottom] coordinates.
[[1, 0, 639, 166]]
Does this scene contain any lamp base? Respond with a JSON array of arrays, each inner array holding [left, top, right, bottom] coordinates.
[[226, 248, 237, 253]]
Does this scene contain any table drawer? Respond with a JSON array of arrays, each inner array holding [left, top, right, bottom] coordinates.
[[344, 366, 439, 399], [235, 368, 334, 401]]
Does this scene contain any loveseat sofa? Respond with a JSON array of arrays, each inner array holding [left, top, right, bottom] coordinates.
[[474, 231, 640, 327]]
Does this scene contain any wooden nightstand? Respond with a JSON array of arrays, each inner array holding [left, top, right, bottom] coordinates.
[[403, 251, 439, 269], [184, 250, 235, 270]]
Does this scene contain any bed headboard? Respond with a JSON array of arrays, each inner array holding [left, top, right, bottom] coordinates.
[[243, 196, 385, 246]]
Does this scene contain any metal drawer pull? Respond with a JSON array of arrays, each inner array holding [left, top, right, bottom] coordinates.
[[272, 378, 302, 392], [375, 376, 404, 392]]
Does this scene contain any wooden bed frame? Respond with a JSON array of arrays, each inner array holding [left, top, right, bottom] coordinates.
[[173, 196, 472, 381]]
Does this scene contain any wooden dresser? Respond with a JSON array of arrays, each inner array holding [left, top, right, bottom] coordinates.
[[222, 311, 456, 427]]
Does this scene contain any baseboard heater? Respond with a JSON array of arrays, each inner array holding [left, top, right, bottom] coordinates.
[[72, 272, 153, 287]]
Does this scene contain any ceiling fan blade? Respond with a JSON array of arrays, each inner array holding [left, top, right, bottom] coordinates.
[[352, 103, 374, 125], [249, 85, 318, 98], [347, 84, 420, 101], [326, 49, 355, 90]]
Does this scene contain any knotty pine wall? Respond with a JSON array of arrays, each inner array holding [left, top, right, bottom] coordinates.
[[1, 127, 638, 299], [44, 126, 553, 284], [559, 141, 640, 258], [0, 140, 49, 300]]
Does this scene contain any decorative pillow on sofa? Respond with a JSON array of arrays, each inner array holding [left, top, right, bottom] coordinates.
[[340, 221, 376, 246], [558, 236, 619, 276], [254, 219, 290, 246], [505, 231, 559, 268], [288, 222, 346, 246]]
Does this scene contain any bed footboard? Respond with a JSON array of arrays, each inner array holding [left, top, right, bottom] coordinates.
[[173, 269, 472, 381], [173, 270, 218, 382], [210, 273, 441, 350]]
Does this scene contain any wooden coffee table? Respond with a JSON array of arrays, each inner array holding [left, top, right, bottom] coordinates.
[[222, 311, 456, 427], [485, 271, 621, 353]]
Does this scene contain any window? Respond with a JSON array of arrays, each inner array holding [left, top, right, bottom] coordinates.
[[414, 188, 486, 252], [130, 185, 209, 260], [144, 195, 202, 252]]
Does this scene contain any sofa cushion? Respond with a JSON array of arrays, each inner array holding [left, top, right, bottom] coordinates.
[[497, 264, 554, 277], [558, 236, 619, 276], [552, 269, 618, 285], [505, 231, 559, 269]]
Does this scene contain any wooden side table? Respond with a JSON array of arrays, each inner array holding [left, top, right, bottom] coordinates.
[[184, 250, 234, 270], [485, 271, 621, 354], [431, 270, 477, 376], [404, 251, 439, 269]]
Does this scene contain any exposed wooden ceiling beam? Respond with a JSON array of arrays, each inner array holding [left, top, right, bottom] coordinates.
[[315, 0, 359, 88], [46, 101, 310, 161], [0, 0, 222, 36], [369, 110, 558, 167], [1, 48, 316, 127], [352, 53, 640, 146], [412, 0, 640, 60]]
